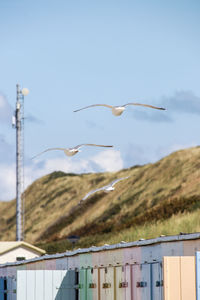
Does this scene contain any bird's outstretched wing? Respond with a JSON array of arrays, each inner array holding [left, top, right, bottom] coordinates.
[[123, 103, 166, 110], [73, 104, 113, 112], [82, 187, 105, 201], [110, 176, 130, 187], [74, 144, 113, 149], [31, 148, 66, 159]]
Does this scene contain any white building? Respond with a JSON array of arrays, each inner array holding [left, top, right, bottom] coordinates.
[[0, 241, 46, 264]]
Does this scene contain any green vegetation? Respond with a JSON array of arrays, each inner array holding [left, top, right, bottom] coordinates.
[[37, 209, 200, 254]]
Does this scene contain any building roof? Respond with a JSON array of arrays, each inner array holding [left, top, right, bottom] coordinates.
[[0, 241, 46, 255], [1, 232, 200, 268]]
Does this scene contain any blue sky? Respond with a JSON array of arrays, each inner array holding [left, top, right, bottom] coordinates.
[[0, 0, 200, 200]]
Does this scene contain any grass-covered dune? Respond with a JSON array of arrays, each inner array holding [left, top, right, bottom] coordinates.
[[0, 146, 200, 254]]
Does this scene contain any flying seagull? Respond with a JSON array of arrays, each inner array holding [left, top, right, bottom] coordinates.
[[79, 176, 130, 204], [74, 103, 166, 116], [32, 144, 113, 159]]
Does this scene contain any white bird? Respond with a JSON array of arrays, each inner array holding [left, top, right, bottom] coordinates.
[[32, 144, 113, 159], [74, 103, 166, 116], [79, 176, 130, 203]]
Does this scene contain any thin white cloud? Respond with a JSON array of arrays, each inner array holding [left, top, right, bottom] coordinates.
[[123, 142, 198, 168], [129, 109, 172, 123], [91, 149, 123, 172], [0, 94, 13, 124], [0, 134, 15, 163], [123, 143, 153, 167], [1, 143, 198, 201], [161, 90, 200, 115], [25, 113, 44, 125], [155, 142, 197, 159], [0, 149, 123, 201], [129, 90, 200, 122], [0, 163, 16, 201]]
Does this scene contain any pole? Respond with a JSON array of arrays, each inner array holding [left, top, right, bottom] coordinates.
[[16, 84, 22, 241]]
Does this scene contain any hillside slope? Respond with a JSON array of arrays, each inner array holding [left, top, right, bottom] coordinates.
[[0, 146, 200, 252]]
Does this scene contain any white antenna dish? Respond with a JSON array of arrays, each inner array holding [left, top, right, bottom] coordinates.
[[21, 88, 29, 96]]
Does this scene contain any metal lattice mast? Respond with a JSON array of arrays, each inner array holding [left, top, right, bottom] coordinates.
[[14, 84, 29, 241], [16, 84, 22, 241], [21, 94, 25, 240]]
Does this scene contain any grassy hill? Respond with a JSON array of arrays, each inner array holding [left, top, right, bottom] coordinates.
[[0, 146, 200, 254]]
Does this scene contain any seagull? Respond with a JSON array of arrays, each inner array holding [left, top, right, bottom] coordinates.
[[74, 103, 166, 116], [79, 176, 130, 203], [32, 144, 113, 159]]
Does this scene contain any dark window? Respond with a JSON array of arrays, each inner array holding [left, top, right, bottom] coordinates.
[[75, 271, 79, 300], [4, 278, 7, 300], [16, 257, 25, 261]]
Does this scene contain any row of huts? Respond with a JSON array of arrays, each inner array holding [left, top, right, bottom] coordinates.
[[1, 232, 200, 299]]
